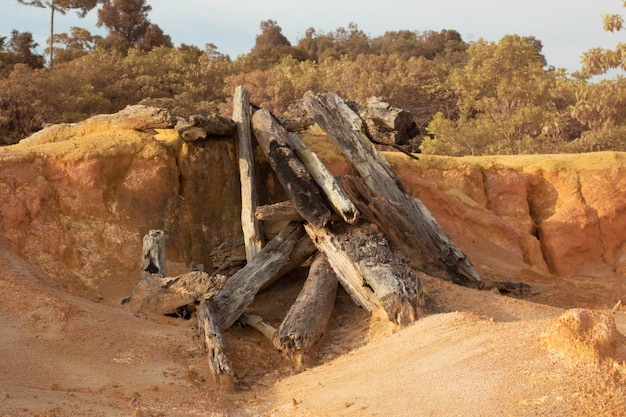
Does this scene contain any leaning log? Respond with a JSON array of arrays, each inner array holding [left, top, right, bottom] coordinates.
[[212, 222, 307, 329], [287, 130, 359, 224], [304, 92, 482, 288], [234, 86, 264, 261], [304, 222, 420, 327], [273, 253, 338, 368], [197, 298, 235, 391], [251, 109, 332, 228], [261, 234, 317, 291]]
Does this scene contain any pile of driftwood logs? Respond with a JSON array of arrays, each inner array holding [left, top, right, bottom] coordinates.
[[125, 88, 529, 390]]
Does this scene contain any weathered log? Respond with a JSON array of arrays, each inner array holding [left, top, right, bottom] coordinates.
[[256, 201, 340, 238], [209, 237, 247, 277], [234, 86, 264, 261], [359, 96, 418, 146], [304, 222, 420, 327], [174, 114, 235, 141], [212, 222, 307, 329], [304, 92, 482, 288], [125, 270, 227, 315], [141, 229, 167, 276], [280, 96, 315, 132], [273, 253, 338, 368], [103, 104, 174, 130], [197, 298, 235, 391], [256, 201, 306, 223], [287, 129, 359, 224], [251, 109, 332, 228], [261, 234, 317, 291]]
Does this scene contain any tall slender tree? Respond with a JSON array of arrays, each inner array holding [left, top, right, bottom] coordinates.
[[16, 0, 101, 69]]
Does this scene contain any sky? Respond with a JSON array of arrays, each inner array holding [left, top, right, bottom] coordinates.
[[0, 0, 624, 75]]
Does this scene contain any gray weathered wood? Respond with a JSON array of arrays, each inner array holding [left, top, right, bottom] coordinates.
[[197, 298, 235, 391], [252, 109, 332, 228], [141, 229, 167, 276], [304, 222, 420, 327], [174, 114, 235, 141], [359, 96, 418, 146], [255, 201, 306, 223], [212, 222, 306, 329], [303, 92, 482, 288], [287, 131, 359, 224], [234, 86, 264, 261], [273, 253, 338, 368], [261, 234, 317, 291], [240, 313, 277, 340], [125, 270, 227, 315]]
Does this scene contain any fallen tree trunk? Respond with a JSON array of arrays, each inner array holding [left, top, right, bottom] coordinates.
[[197, 298, 235, 391], [234, 86, 264, 261], [273, 253, 338, 368], [304, 92, 482, 288], [304, 222, 420, 327], [252, 109, 332, 228], [212, 222, 307, 329]]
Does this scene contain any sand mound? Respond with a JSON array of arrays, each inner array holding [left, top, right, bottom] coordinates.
[[544, 308, 626, 362]]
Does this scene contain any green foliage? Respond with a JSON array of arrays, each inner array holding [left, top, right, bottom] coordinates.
[[3, 13, 626, 156], [422, 35, 571, 155]]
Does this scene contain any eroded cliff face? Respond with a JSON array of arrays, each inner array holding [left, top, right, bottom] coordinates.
[[385, 152, 626, 280], [0, 115, 243, 298], [1, 119, 625, 301]]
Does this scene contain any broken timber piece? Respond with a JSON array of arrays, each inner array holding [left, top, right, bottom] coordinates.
[[251, 109, 332, 228], [303, 92, 482, 288], [261, 234, 317, 291], [125, 270, 227, 315], [287, 130, 359, 224], [174, 113, 236, 141], [256, 201, 306, 223], [273, 253, 338, 368], [234, 86, 264, 261], [102, 104, 174, 130], [197, 298, 235, 392], [304, 222, 420, 327], [141, 229, 167, 276], [240, 313, 277, 340], [212, 222, 307, 329]]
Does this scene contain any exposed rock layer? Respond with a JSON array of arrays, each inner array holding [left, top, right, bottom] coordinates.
[[1, 111, 625, 300]]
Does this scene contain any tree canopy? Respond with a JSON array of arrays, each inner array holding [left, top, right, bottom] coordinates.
[[2, 8, 626, 153]]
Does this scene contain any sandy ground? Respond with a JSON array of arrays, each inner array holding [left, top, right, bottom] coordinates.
[[1, 237, 625, 417]]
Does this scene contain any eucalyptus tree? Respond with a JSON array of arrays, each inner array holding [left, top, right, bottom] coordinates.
[[582, 3, 626, 75], [16, 0, 101, 69]]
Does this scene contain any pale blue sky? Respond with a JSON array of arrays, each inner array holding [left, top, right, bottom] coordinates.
[[0, 0, 624, 74]]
